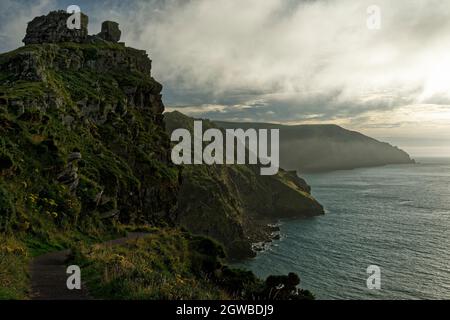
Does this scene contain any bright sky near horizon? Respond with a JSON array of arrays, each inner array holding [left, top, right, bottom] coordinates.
[[1, 0, 450, 157]]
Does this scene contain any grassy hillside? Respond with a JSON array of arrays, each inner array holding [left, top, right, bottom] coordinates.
[[215, 121, 414, 172], [0, 37, 186, 298], [71, 228, 231, 299]]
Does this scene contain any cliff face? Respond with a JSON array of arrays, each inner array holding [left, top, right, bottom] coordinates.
[[0, 14, 179, 233], [216, 121, 415, 173], [165, 111, 324, 259]]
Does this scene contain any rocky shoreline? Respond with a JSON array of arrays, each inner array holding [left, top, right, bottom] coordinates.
[[251, 222, 282, 254]]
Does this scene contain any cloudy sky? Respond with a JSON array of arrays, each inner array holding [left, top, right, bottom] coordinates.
[[1, 0, 450, 157]]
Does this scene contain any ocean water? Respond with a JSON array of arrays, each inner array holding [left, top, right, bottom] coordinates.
[[234, 158, 450, 300]]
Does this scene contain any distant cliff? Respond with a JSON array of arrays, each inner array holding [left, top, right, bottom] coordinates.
[[165, 111, 324, 259], [215, 121, 414, 173]]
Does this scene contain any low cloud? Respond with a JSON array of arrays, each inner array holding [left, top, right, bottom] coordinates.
[[114, 0, 450, 125], [0, 0, 56, 50], [2, 0, 450, 136]]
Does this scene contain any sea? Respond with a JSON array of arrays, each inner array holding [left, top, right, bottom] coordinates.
[[234, 158, 450, 300]]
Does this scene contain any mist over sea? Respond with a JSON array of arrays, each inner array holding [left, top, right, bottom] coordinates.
[[234, 158, 450, 299]]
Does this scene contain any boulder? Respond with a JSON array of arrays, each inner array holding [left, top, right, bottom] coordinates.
[[97, 21, 121, 43], [57, 152, 82, 192]]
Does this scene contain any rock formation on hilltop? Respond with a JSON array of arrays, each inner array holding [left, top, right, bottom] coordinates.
[[22, 10, 123, 46], [23, 10, 89, 45], [1, 10, 177, 229]]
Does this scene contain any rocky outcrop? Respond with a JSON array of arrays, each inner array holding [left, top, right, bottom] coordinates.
[[22, 10, 124, 46], [56, 152, 82, 192], [23, 10, 89, 45]]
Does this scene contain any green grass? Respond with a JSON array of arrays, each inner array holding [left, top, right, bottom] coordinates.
[[0, 81, 47, 103], [72, 228, 230, 300], [0, 236, 29, 300]]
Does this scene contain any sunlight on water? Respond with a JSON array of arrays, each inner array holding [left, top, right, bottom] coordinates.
[[234, 158, 450, 300]]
